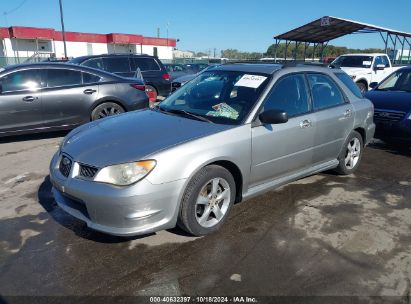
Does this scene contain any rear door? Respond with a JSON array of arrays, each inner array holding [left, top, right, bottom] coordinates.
[[250, 73, 315, 187], [0, 68, 43, 134], [307, 73, 354, 164], [41, 68, 100, 127]]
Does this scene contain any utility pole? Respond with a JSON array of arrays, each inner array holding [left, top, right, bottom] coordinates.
[[59, 0, 67, 59], [157, 27, 160, 38]]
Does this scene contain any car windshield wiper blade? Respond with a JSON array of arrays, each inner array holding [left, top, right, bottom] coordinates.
[[166, 108, 214, 123]]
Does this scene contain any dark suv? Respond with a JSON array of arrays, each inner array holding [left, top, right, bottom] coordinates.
[[69, 54, 171, 102]]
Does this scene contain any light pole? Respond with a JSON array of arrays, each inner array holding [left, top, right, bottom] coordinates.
[[59, 0, 67, 59]]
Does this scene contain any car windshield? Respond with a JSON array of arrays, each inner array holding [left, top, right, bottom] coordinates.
[[331, 56, 373, 68], [377, 69, 411, 92], [158, 70, 270, 125]]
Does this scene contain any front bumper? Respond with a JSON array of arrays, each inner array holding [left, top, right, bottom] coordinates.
[[374, 119, 411, 142], [49, 152, 186, 236]]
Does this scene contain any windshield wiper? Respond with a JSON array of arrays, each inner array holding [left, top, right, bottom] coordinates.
[[166, 108, 214, 123]]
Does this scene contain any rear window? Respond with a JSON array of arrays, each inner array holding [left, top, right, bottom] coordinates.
[[82, 58, 104, 70], [103, 57, 131, 73], [335, 72, 363, 98], [131, 57, 160, 71]]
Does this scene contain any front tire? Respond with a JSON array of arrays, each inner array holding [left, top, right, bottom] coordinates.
[[335, 131, 364, 175], [178, 165, 236, 236], [91, 102, 125, 121]]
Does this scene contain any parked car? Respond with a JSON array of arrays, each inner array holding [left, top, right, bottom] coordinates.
[[330, 53, 402, 93], [164, 63, 192, 80], [0, 63, 148, 137], [69, 54, 171, 103], [365, 66, 411, 144], [171, 65, 219, 92], [50, 63, 375, 237]]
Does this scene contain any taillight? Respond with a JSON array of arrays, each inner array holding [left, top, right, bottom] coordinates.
[[162, 73, 170, 81], [130, 84, 146, 91]]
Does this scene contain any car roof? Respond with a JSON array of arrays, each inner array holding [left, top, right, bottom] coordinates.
[[212, 63, 283, 74], [211, 63, 337, 75], [1, 62, 119, 78], [68, 53, 157, 63], [339, 53, 386, 57]]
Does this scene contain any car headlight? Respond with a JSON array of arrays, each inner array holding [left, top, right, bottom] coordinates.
[[408, 113, 411, 120], [94, 160, 156, 186]]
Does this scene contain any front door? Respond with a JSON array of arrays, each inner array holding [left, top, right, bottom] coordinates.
[[0, 69, 43, 134], [250, 73, 315, 188], [372, 56, 387, 84]]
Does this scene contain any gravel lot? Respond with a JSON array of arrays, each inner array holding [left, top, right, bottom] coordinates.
[[0, 132, 410, 300]]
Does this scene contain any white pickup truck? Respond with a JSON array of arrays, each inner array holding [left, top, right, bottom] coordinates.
[[330, 53, 402, 93]]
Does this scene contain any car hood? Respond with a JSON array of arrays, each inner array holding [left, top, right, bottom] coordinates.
[[365, 90, 411, 112], [61, 109, 234, 168], [340, 67, 370, 75]]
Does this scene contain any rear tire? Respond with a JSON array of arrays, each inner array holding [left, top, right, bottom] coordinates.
[[335, 131, 364, 175], [178, 165, 236, 236], [91, 102, 125, 121]]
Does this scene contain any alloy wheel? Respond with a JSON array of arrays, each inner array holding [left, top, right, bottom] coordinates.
[[97, 106, 122, 119], [345, 137, 361, 170], [195, 177, 231, 228]]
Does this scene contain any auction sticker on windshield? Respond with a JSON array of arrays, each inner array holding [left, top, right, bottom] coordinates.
[[235, 74, 267, 88], [363, 61, 372, 66]]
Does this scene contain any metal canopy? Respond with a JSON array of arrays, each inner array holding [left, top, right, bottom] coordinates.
[[275, 16, 411, 43], [273, 16, 411, 63]]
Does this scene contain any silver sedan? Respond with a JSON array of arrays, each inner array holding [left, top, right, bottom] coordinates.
[[50, 64, 375, 236]]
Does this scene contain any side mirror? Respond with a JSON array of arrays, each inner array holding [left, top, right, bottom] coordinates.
[[375, 64, 385, 71], [259, 109, 288, 125], [369, 82, 378, 89]]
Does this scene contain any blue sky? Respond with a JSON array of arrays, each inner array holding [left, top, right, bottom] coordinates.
[[1, 0, 411, 53]]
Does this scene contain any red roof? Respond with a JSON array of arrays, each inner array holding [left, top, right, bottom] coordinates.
[[0, 26, 176, 47]]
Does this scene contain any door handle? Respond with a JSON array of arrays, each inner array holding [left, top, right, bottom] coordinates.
[[22, 96, 38, 102], [300, 119, 312, 129], [83, 89, 96, 94], [343, 109, 352, 118]]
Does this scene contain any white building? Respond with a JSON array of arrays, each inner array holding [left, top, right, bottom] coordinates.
[[0, 26, 177, 61], [173, 49, 194, 58]]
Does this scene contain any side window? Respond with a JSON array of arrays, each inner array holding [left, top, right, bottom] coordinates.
[[0, 69, 41, 92], [103, 57, 131, 73], [82, 72, 101, 84], [335, 72, 363, 98], [263, 74, 310, 117], [46, 69, 82, 87], [374, 56, 383, 68], [131, 58, 160, 71], [83, 58, 104, 70], [381, 56, 390, 68], [307, 74, 345, 111]]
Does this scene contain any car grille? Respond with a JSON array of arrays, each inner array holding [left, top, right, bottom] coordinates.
[[59, 155, 72, 177], [374, 109, 406, 122], [79, 164, 99, 179]]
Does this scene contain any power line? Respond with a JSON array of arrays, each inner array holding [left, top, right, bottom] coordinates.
[[4, 0, 28, 16]]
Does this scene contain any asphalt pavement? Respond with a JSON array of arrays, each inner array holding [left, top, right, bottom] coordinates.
[[0, 133, 410, 300]]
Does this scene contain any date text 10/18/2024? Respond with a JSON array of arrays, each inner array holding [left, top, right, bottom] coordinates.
[[149, 296, 258, 303]]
